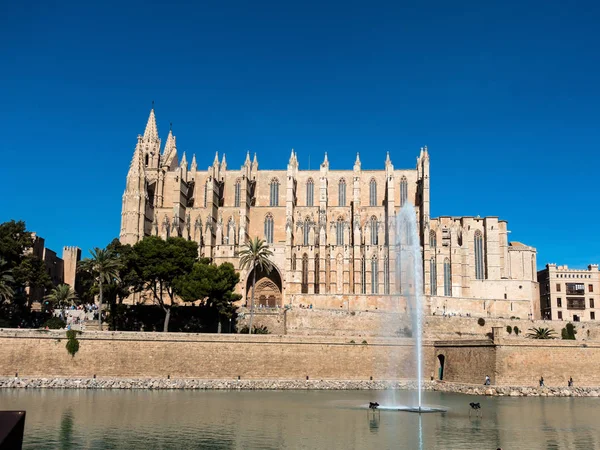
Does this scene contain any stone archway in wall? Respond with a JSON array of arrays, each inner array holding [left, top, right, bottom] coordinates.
[[246, 265, 283, 308]]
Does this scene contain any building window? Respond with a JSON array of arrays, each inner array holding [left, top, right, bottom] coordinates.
[[443, 258, 452, 296], [591, 298, 595, 308], [400, 176, 408, 207], [589, 284, 594, 293], [314, 254, 320, 294], [429, 230, 436, 248], [303, 219, 310, 246], [370, 216, 378, 245], [556, 283, 561, 292], [384, 256, 390, 294], [430, 258, 437, 295], [567, 297, 585, 310], [306, 178, 314, 207], [338, 178, 346, 206], [336, 217, 344, 246], [270, 178, 279, 207], [369, 179, 377, 206], [558, 311, 563, 320], [204, 180, 209, 208], [361, 257, 366, 294], [474, 230, 485, 280], [566, 283, 585, 295], [292, 254, 296, 271], [301, 254, 309, 294], [234, 180, 241, 207], [264, 214, 274, 244], [371, 256, 379, 294], [592, 311, 596, 320], [557, 297, 562, 307]]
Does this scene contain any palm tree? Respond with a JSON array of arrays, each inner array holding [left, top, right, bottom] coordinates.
[[526, 327, 557, 339], [238, 237, 273, 334], [0, 258, 14, 303], [79, 248, 121, 331], [45, 284, 78, 308]]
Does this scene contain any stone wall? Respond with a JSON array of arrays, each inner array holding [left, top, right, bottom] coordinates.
[[0, 330, 433, 381], [434, 341, 496, 384]]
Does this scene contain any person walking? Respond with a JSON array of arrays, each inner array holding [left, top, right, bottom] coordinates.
[[539, 376, 544, 387], [484, 375, 491, 386]]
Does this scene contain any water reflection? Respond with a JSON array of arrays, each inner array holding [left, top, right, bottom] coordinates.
[[1, 390, 600, 449]]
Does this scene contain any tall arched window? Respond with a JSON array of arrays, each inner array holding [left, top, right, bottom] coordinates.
[[301, 254, 309, 293], [384, 256, 390, 294], [430, 258, 437, 295], [234, 180, 241, 207], [204, 180, 209, 208], [303, 218, 310, 246], [371, 256, 379, 294], [336, 217, 344, 246], [370, 216, 378, 245], [306, 178, 314, 207], [474, 230, 485, 280], [292, 253, 296, 271], [314, 254, 320, 294], [338, 178, 346, 206], [429, 230, 437, 248], [369, 179, 377, 206], [264, 214, 274, 244], [270, 178, 279, 207], [443, 258, 452, 296], [361, 257, 366, 294], [400, 176, 408, 207]]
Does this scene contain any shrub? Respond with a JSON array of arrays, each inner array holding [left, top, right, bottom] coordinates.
[[526, 327, 556, 339], [513, 326, 520, 336], [403, 326, 413, 337], [561, 323, 577, 340], [349, 340, 355, 344], [362, 340, 368, 345], [239, 325, 270, 334], [65, 330, 80, 357], [478, 318, 486, 326], [506, 325, 512, 334], [43, 316, 66, 330]]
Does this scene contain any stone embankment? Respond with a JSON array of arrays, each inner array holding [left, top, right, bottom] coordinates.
[[1, 377, 599, 397]]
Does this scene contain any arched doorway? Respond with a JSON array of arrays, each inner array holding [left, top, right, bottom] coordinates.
[[246, 265, 283, 308], [437, 354, 445, 380]]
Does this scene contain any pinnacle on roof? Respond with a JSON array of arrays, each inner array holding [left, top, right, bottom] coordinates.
[[180, 152, 188, 167], [190, 154, 197, 171], [385, 151, 391, 164], [354, 152, 361, 170], [143, 107, 159, 141], [125, 144, 146, 192], [244, 151, 251, 166], [213, 151, 219, 166], [221, 153, 227, 170], [289, 148, 295, 163], [163, 129, 176, 156], [323, 152, 329, 164]]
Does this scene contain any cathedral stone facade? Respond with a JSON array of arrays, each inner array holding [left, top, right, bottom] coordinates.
[[120, 109, 540, 318]]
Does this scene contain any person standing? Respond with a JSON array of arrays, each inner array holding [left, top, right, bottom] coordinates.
[[539, 376, 544, 387]]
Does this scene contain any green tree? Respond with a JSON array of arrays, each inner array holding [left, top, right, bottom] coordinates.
[[0, 220, 33, 267], [79, 248, 121, 331], [177, 259, 241, 333], [132, 236, 198, 332], [13, 254, 53, 308], [103, 239, 138, 330], [45, 284, 78, 308], [526, 327, 557, 339], [0, 258, 14, 304], [561, 323, 577, 340], [238, 237, 273, 334]]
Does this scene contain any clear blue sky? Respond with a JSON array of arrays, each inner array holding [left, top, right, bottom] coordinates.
[[1, 0, 599, 269]]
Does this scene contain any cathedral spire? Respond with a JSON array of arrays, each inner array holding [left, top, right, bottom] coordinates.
[[143, 107, 159, 142], [190, 154, 197, 171], [354, 152, 361, 171], [161, 128, 178, 168]]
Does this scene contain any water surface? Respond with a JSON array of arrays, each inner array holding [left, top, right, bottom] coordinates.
[[1, 389, 598, 449]]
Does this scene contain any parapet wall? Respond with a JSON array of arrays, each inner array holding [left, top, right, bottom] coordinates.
[[0, 330, 432, 380]]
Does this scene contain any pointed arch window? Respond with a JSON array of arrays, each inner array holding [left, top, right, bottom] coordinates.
[[336, 217, 344, 246], [306, 178, 314, 207], [400, 176, 408, 207], [474, 230, 485, 280], [361, 257, 367, 294], [292, 254, 297, 271], [264, 214, 274, 244], [234, 180, 241, 207], [443, 258, 452, 296], [371, 256, 379, 294], [314, 253, 320, 294], [227, 217, 235, 245], [370, 216, 378, 245], [204, 180, 209, 208], [384, 256, 390, 294], [430, 258, 437, 295], [301, 254, 309, 293], [270, 178, 279, 207], [338, 178, 346, 206], [369, 179, 377, 206], [429, 230, 437, 248], [303, 218, 310, 246]]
